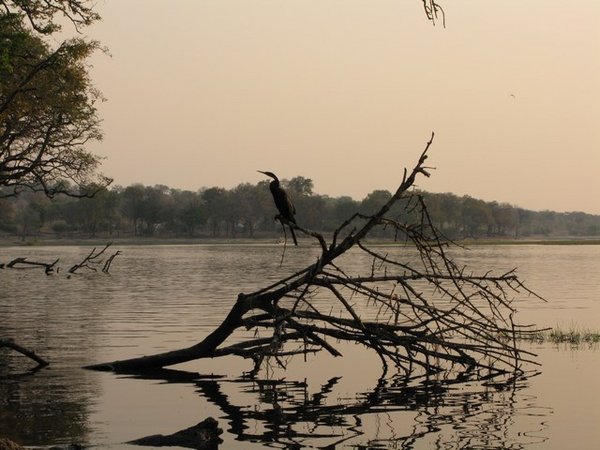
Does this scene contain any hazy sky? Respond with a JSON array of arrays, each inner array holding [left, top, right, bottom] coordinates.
[[78, 1, 599, 213]]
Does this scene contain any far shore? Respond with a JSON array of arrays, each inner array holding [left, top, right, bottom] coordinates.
[[1, 235, 599, 248]]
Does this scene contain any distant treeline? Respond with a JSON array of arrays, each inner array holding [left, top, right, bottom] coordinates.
[[1, 177, 599, 241]]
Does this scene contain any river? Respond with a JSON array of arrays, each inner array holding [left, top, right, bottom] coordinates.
[[1, 243, 599, 449]]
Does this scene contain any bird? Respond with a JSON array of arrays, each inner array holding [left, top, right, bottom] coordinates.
[[257, 170, 298, 246]]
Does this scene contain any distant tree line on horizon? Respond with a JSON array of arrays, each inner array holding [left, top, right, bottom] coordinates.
[[1, 177, 599, 242]]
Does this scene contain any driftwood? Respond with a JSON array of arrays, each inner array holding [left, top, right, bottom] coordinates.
[[86, 134, 542, 378], [0, 338, 49, 368]]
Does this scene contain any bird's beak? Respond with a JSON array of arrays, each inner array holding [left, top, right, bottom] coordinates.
[[257, 170, 276, 180]]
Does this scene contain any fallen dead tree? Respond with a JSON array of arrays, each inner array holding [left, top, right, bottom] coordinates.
[[86, 134, 543, 377]]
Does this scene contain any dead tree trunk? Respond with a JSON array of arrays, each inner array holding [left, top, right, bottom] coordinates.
[[86, 134, 542, 376]]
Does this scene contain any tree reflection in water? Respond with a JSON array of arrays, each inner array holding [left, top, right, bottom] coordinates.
[[130, 368, 549, 449], [0, 354, 95, 446]]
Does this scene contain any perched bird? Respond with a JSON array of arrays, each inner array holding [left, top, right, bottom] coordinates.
[[258, 170, 298, 245]]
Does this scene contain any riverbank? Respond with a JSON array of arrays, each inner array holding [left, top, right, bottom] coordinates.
[[1, 235, 599, 247], [1, 236, 600, 247], [458, 237, 600, 246]]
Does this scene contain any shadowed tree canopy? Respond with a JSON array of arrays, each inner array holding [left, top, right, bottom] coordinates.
[[87, 135, 543, 379], [0, 0, 100, 34], [0, 1, 110, 198]]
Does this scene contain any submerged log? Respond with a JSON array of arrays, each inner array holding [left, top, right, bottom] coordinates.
[[128, 417, 222, 449]]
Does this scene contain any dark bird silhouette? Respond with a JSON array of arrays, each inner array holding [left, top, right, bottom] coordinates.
[[258, 170, 298, 246]]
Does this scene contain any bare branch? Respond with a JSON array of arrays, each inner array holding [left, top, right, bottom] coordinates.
[[0, 337, 49, 367], [69, 243, 115, 273]]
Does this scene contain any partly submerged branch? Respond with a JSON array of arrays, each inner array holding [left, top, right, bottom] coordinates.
[[0, 338, 49, 368], [5, 257, 59, 275], [1, 243, 121, 275], [69, 243, 119, 273]]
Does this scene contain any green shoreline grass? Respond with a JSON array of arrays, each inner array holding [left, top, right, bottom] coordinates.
[[516, 327, 600, 345], [458, 238, 600, 246]]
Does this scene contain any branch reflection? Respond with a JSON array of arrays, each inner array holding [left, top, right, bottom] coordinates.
[[130, 369, 549, 449]]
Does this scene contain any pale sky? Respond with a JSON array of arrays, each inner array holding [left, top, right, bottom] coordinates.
[[78, 1, 599, 214]]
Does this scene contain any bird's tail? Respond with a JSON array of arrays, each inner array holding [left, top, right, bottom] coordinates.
[[289, 225, 298, 246]]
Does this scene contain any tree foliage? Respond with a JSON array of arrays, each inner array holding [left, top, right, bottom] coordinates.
[[2, 176, 598, 241], [0, 0, 100, 34], [0, 1, 110, 198]]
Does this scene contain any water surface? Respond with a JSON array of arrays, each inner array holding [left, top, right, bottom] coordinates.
[[1, 244, 599, 448]]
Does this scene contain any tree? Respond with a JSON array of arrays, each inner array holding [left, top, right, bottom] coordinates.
[[0, 4, 111, 198], [326, 195, 360, 231], [359, 190, 394, 238], [462, 196, 492, 238], [232, 183, 269, 238], [295, 193, 325, 232], [360, 190, 392, 215], [202, 187, 230, 237], [62, 186, 119, 237], [491, 202, 519, 237], [13, 194, 45, 239], [120, 184, 145, 235], [287, 176, 314, 196], [86, 136, 542, 378], [171, 189, 206, 237], [139, 185, 171, 235]]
